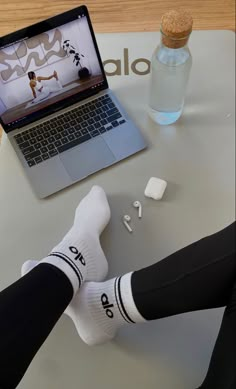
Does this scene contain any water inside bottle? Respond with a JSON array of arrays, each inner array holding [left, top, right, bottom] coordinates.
[[148, 45, 192, 125]]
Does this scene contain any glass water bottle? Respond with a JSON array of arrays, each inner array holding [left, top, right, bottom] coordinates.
[[148, 9, 193, 125]]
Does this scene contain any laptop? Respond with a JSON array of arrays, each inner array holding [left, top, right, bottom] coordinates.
[[0, 5, 146, 198]]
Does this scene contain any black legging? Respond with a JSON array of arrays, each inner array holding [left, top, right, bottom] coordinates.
[[0, 222, 235, 389]]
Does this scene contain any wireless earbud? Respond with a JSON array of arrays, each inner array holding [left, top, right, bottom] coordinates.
[[133, 200, 142, 218], [123, 215, 133, 233]]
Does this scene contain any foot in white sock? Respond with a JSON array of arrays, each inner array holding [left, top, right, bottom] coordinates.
[[65, 273, 146, 345], [23, 186, 111, 296], [22, 263, 145, 345]]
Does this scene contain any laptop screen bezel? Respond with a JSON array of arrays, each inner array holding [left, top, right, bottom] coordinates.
[[0, 5, 109, 134]]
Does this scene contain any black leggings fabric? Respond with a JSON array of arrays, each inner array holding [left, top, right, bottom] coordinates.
[[0, 264, 73, 389], [0, 222, 235, 389], [132, 222, 236, 388]]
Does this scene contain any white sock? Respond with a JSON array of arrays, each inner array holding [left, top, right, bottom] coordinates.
[[22, 263, 145, 346], [24, 186, 110, 296]]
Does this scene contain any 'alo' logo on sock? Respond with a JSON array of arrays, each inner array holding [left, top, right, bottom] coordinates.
[[69, 246, 86, 266], [101, 293, 114, 318]]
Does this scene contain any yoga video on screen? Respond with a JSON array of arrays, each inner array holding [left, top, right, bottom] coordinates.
[[0, 15, 104, 125]]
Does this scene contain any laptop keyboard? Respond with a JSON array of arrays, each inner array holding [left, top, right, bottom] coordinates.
[[14, 94, 126, 167]]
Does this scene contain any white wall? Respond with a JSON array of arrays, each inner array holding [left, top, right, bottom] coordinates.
[[68, 17, 102, 75], [0, 16, 102, 109], [0, 98, 7, 115]]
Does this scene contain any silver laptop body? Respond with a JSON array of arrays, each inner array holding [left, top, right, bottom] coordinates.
[[0, 6, 146, 198]]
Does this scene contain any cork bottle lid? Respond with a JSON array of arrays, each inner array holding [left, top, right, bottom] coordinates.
[[161, 9, 193, 48], [161, 9, 193, 39]]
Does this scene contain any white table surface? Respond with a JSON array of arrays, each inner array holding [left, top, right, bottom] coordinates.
[[0, 31, 235, 389]]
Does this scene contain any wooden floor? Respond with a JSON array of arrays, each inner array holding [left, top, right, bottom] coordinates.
[[0, 0, 235, 141]]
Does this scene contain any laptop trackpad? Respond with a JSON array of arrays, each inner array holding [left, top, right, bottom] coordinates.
[[60, 137, 116, 181]]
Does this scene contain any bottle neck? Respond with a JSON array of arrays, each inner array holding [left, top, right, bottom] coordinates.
[[160, 31, 190, 49]]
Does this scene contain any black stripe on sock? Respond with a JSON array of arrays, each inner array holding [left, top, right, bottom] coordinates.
[[52, 251, 84, 282], [117, 276, 135, 324], [114, 277, 131, 324], [48, 253, 81, 288]]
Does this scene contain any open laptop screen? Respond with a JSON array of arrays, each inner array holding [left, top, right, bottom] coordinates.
[[0, 6, 107, 133]]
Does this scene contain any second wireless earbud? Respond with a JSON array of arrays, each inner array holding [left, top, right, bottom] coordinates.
[[133, 200, 142, 218], [123, 215, 133, 233]]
